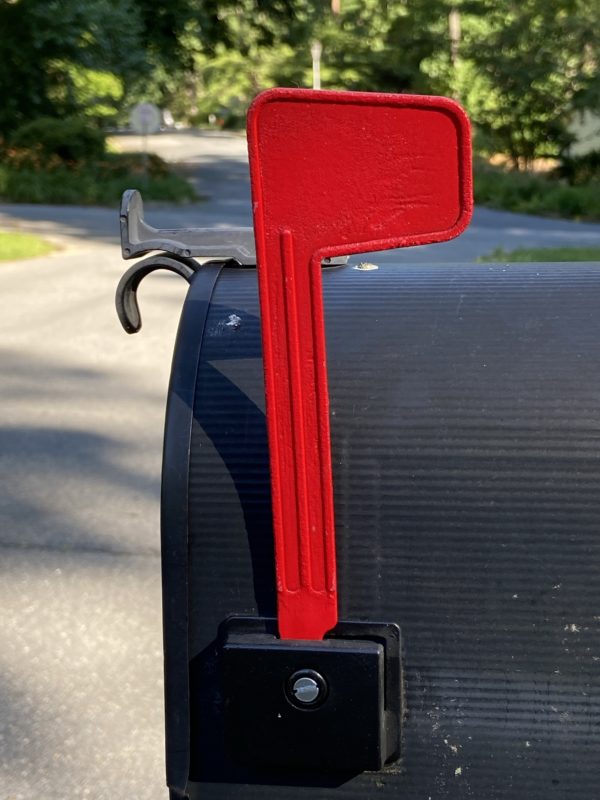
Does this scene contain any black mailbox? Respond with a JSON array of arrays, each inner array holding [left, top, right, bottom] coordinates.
[[115, 89, 600, 800]]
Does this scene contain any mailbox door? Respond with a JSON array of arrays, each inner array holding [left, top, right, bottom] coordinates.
[[163, 261, 600, 799]]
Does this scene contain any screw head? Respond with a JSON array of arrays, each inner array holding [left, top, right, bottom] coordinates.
[[286, 670, 327, 709]]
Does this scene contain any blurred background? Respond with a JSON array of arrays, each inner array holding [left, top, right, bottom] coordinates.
[[2, 0, 600, 220], [3, 2, 600, 799]]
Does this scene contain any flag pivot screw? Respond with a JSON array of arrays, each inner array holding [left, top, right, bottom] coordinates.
[[287, 670, 327, 708]]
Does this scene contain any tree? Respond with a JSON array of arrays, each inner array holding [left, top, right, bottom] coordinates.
[[169, 0, 453, 125], [0, 0, 146, 133], [457, 0, 600, 167]]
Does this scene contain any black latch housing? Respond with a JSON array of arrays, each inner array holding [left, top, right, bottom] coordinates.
[[220, 618, 402, 773]]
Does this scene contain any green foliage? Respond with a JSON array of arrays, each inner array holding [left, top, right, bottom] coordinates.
[[0, 151, 196, 206], [554, 150, 600, 186], [191, 41, 297, 127], [478, 245, 600, 263], [48, 63, 125, 124], [0, 231, 56, 262], [10, 117, 107, 164], [459, 0, 600, 167], [0, 0, 145, 133], [184, 0, 453, 126], [474, 164, 600, 221], [173, 0, 600, 173]]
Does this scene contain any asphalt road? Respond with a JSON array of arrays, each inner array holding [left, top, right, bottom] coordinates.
[[4, 130, 600, 261], [2, 130, 600, 800]]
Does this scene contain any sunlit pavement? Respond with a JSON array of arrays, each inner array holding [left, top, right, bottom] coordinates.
[[1, 237, 184, 798], [2, 130, 600, 799]]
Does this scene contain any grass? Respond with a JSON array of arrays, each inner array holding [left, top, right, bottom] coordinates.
[[474, 165, 600, 222], [478, 245, 600, 263], [0, 152, 197, 206], [0, 230, 56, 261]]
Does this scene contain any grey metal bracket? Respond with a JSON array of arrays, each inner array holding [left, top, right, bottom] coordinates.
[[120, 189, 256, 264], [120, 189, 348, 267]]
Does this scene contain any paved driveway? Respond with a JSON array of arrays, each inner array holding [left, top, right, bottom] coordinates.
[[4, 129, 600, 260], [2, 130, 600, 799]]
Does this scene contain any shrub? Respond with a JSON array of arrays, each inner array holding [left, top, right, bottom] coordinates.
[[555, 151, 600, 186], [473, 163, 600, 221], [0, 152, 197, 205], [10, 116, 106, 164]]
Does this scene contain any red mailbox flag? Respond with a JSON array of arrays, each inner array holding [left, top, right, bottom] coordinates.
[[247, 88, 472, 640]]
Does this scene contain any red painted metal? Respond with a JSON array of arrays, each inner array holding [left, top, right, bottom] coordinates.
[[247, 88, 472, 640]]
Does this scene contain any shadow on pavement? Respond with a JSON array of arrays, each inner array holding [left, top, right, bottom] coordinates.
[[0, 347, 171, 557], [0, 425, 161, 555]]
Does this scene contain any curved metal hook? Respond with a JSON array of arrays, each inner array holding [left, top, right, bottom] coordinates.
[[115, 254, 198, 334]]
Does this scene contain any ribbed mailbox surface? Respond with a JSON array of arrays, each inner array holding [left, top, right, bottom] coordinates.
[[159, 261, 600, 798]]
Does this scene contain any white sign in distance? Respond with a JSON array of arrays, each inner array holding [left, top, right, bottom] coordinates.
[[130, 102, 161, 135]]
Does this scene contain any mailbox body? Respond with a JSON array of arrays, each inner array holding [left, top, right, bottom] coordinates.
[[162, 261, 600, 799]]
